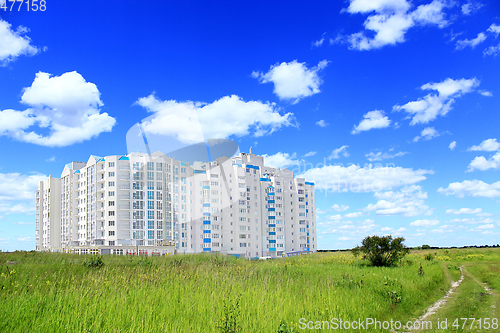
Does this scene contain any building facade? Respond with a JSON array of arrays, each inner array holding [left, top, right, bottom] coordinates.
[[35, 151, 316, 257]]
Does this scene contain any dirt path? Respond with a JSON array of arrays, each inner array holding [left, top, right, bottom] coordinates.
[[391, 265, 465, 333]]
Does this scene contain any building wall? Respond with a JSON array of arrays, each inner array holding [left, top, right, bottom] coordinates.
[[35, 152, 316, 257]]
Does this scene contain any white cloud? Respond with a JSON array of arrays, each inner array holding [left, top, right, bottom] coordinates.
[[328, 145, 349, 159], [413, 127, 439, 142], [449, 141, 457, 150], [0, 71, 116, 147], [393, 77, 479, 125], [13, 221, 34, 225], [445, 208, 483, 215], [364, 185, 433, 217], [304, 151, 317, 157], [0, 19, 40, 66], [381, 226, 393, 232], [351, 110, 391, 134], [328, 214, 343, 221], [344, 212, 363, 219], [0, 172, 46, 215], [299, 164, 432, 193], [252, 60, 328, 103], [487, 23, 500, 37], [345, 0, 451, 50], [468, 138, 500, 152], [137, 94, 295, 144], [479, 90, 492, 97], [365, 150, 407, 161], [456, 32, 487, 50], [316, 119, 328, 127], [312, 36, 325, 47], [438, 179, 500, 198], [484, 43, 500, 56], [331, 204, 349, 212], [45, 156, 56, 162], [461, 2, 483, 15], [411, 219, 440, 227], [262, 152, 300, 169], [467, 152, 500, 172], [476, 224, 494, 229]]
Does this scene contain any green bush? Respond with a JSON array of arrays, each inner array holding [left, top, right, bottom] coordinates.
[[352, 235, 409, 267], [83, 254, 104, 268]]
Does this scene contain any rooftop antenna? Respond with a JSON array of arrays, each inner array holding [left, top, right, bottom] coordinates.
[[249, 146, 252, 154]]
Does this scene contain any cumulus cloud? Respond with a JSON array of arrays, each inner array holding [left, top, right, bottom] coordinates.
[[328, 145, 349, 160], [344, 0, 452, 51], [252, 60, 328, 103], [262, 152, 300, 169], [445, 208, 483, 215], [456, 32, 487, 50], [304, 151, 317, 157], [438, 179, 500, 198], [364, 185, 433, 217], [0, 71, 116, 147], [316, 119, 328, 127], [298, 164, 432, 193], [365, 150, 407, 161], [351, 110, 391, 134], [449, 141, 457, 150], [344, 212, 363, 219], [136, 94, 295, 144], [467, 152, 500, 172], [484, 43, 500, 57], [479, 90, 492, 97], [411, 219, 440, 227], [461, 1, 483, 15], [0, 172, 47, 215], [331, 204, 349, 212], [488, 24, 500, 37], [413, 127, 439, 142], [393, 77, 479, 125], [0, 19, 40, 66], [468, 138, 500, 152]]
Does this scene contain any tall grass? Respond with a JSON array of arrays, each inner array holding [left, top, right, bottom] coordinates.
[[1, 249, 498, 332]]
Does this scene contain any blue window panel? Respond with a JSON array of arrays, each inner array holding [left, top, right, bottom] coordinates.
[[203, 203, 210, 207], [306, 202, 308, 205], [260, 178, 271, 182], [203, 248, 211, 251], [203, 220, 211, 225], [203, 230, 211, 234], [269, 232, 276, 235], [307, 233, 309, 236], [203, 213, 211, 216], [305, 194, 308, 198], [247, 165, 259, 170], [269, 240, 276, 243], [268, 192, 275, 196], [193, 170, 206, 174], [203, 186, 210, 189], [269, 248, 276, 251], [307, 240, 310, 243], [306, 225, 309, 228], [203, 238, 212, 243], [305, 182, 314, 186], [268, 224, 276, 228], [268, 208, 275, 211], [268, 216, 275, 220], [306, 209, 308, 213], [268, 200, 275, 203]]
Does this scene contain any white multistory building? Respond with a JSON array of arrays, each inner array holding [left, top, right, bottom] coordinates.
[[35, 151, 316, 257]]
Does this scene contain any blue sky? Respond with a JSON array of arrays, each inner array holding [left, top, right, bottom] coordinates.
[[1, 0, 499, 251]]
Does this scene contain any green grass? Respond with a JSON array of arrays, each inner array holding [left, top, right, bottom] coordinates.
[[1, 248, 499, 332]]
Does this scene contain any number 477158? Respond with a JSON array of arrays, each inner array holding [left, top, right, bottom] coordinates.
[[452, 318, 498, 330], [1, 0, 46, 11]]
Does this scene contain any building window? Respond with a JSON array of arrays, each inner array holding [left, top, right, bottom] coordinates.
[[108, 221, 115, 226], [157, 230, 163, 239], [148, 230, 154, 239], [108, 231, 115, 236], [148, 201, 154, 210], [147, 162, 154, 171], [109, 241, 115, 246], [148, 211, 154, 219], [108, 211, 115, 216], [108, 181, 115, 187], [108, 172, 115, 177], [109, 201, 115, 206], [148, 220, 154, 229], [157, 220, 162, 229], [108, 191, 115, 196], [108, 162, 115, 167]]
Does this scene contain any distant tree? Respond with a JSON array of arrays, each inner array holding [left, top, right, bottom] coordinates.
[[352, 235, 409, 267], [421, 244, 431, 250]]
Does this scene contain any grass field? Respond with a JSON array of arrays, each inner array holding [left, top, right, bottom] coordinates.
[[1, 248, 499, 332]]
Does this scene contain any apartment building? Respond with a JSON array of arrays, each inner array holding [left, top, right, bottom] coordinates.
[[35, 151, 316, 257]]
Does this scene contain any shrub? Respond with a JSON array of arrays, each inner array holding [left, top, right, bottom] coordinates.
[[421, 244, 431, 250], [352, 235, 409, 267], [424, 253, 434, 261], [83, 254, 104, 268]]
